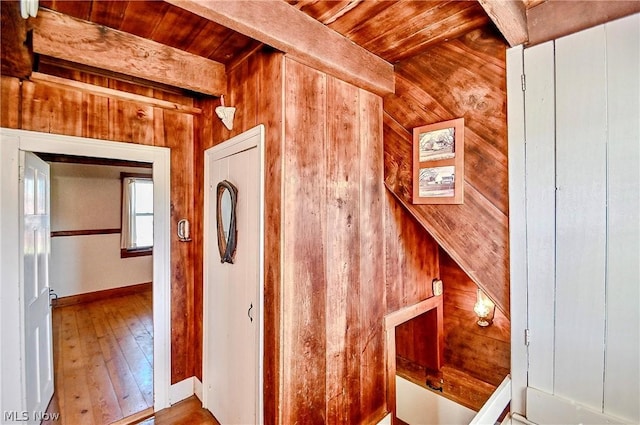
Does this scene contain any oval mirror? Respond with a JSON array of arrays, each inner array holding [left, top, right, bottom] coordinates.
[[216, 180, 238, 263]]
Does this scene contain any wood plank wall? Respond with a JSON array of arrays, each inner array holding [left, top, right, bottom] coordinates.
[[280, 57, 386, 424], [194, 47, 284, 425], [384, 191, 440, 313], [0, 72, 197, 385], [1, 23, 512, 420], [383, 26, 510, 315], [198, 49, 388, 423], [439, 249, 510, 386], [197, 42, 509, 422]]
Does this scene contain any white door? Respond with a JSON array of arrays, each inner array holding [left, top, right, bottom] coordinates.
[[507, 13, 639, 425], [22, 151, 54, 420], [203, 125, 264, 424]]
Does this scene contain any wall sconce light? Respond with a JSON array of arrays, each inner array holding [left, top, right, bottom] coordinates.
[[473, 288, 495, 327]]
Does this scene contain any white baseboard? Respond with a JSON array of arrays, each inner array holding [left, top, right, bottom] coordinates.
[[526, 387, 629, 424], [169, 377, 196, 405], [377, 413, 391, 424], [194, 377, 203, 402]]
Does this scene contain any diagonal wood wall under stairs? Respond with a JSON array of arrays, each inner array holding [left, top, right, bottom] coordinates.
[[383, 25, 510, 316]]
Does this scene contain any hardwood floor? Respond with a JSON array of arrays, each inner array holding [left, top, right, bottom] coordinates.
[[47, 290, 219, 425], [137, 397, 220, 425], [48, 290, 154, 425]]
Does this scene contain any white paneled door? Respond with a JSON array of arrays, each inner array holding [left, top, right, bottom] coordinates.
[[203, 125, 264, 424], [22, 151, 54, 421]]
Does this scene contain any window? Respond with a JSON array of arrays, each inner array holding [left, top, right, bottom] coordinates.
[[121, 173, 153, 257]]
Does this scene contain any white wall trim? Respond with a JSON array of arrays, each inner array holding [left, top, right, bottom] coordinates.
[[167, 376, 204, 405], [194, 377, 203, 403], [506, 44, 528, 416], [169, 377, 196, 405], [376, 413, 391, 424], [0, 128, 172, 413], [526, 387, 628, 424]]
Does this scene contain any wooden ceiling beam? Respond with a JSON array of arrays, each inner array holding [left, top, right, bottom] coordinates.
[[31, 8, 226, 96], [527, 0, 640, 46], [165, 0, 395, 96], [477, 0, 529, 47]]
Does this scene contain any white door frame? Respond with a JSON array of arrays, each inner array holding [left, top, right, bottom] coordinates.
[[506, 44, 528, 417], [0, 128, 172, 415], [203, 124, 265, 423]]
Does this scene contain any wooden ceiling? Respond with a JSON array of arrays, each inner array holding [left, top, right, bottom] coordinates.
[[36, 0, 493, 66], [2, 0, 639, 96], [288, 1, 492, 64]]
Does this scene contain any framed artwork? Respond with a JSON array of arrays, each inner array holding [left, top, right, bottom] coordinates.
[[412, 118, 464, 204]]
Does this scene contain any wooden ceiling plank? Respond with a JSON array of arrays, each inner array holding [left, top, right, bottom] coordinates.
[[477, 0, 528, 47], [372, 3, 490, 63], [186, 20, 235, 59], [29, 72, 203, 114], [327, 1, 392, 39], [89, 0, 129, 30], [289, 0, 362, 25], [31, 8, 227, 96], [352, 1, 434, 50], [149, 7, 205, 50], [164, 0, 395, 96], [120, 1, 170, 38], [319, 1, 363, 25], [224, 40, 265, 73], [39, 0, 92, 20]]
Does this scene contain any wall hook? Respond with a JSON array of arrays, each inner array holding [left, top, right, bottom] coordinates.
[[215, 95, 236, 131]]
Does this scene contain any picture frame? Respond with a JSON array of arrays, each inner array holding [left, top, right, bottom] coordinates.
[[412, 118, 464, 204]]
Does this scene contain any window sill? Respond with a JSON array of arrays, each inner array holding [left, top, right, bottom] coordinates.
[[121, 247, 153, 258]]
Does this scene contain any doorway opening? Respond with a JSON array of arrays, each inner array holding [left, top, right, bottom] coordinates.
[[44, 155, 155, 423], [0, 128, 172, 420]]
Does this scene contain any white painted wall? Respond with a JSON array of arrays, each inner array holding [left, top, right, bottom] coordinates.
[[50, 163, 125, 231], [51, 234, 153, 297], [508, 13, 639, 424], [49, 162, 152, 297], [396, 376, 476, 425]]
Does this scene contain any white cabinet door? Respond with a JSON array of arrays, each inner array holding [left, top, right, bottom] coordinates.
[[22, 151, 54, 422], [203, 126, 264, 424]]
